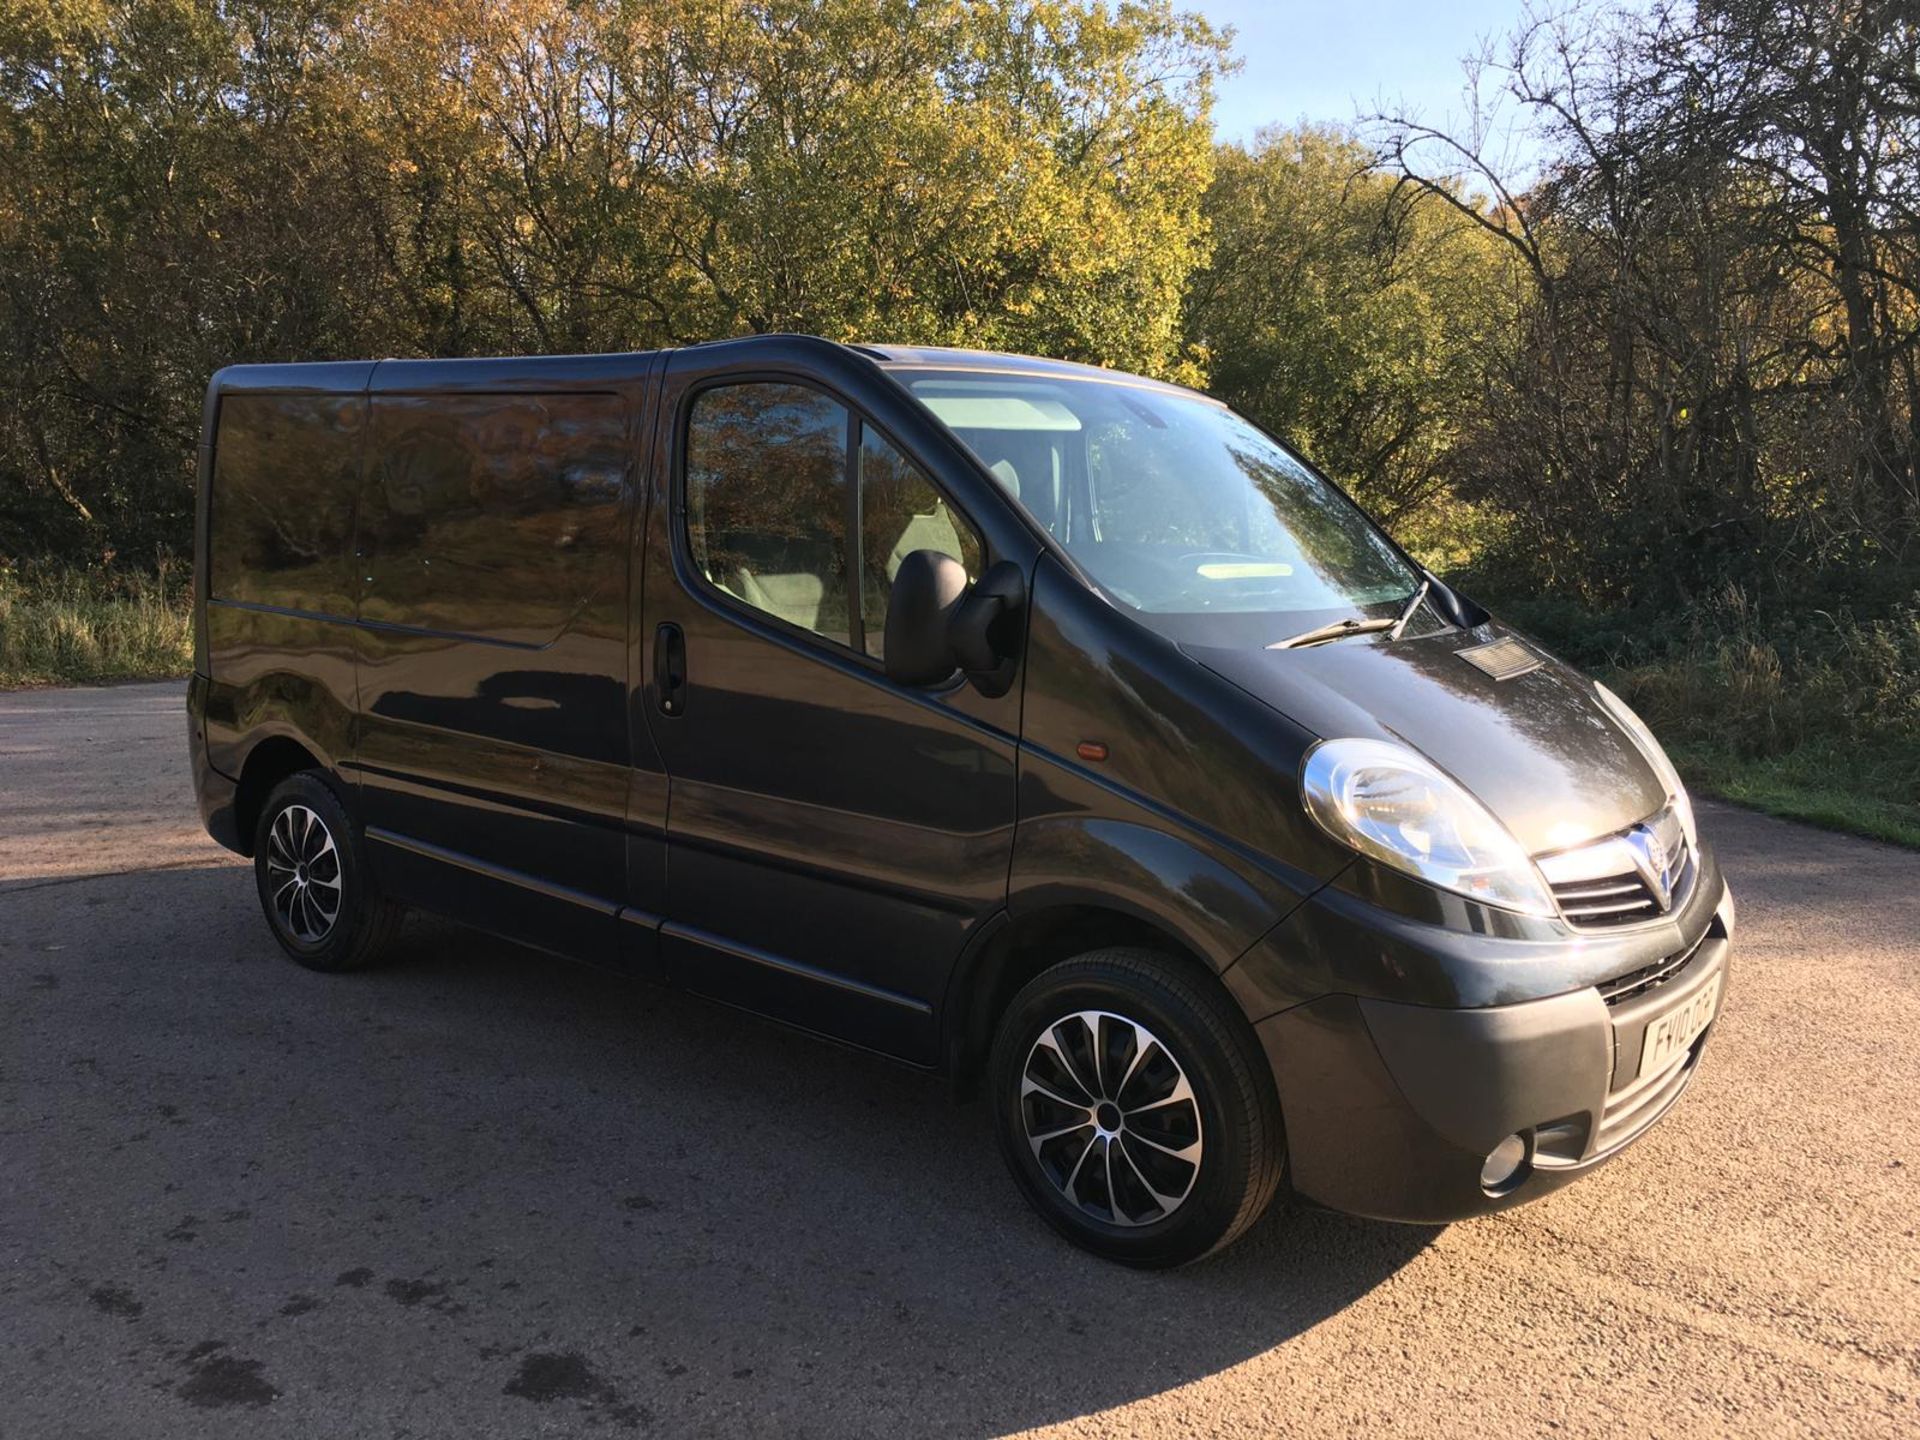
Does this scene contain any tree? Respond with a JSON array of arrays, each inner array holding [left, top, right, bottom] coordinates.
[[1369, 0, 1920, 606], [1187, 127, 1512, 531], [0, 0, 1230, 563]]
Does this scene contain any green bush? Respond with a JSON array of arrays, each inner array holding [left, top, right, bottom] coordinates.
[[0, 561, 193, 688]]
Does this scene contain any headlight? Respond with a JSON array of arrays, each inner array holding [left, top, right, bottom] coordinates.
[[1593, 682, 1697, 850], [1301, 738, 1556, 916]]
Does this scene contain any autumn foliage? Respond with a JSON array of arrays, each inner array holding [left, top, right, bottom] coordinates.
[[0, 0, 1227, 559]]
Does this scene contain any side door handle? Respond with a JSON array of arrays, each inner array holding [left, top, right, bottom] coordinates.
[[654, 622, 687, 716]]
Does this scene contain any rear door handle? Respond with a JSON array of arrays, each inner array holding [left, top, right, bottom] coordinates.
[[654, 622, 687, 716]]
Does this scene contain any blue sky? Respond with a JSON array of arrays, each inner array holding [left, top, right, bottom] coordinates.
[[1194, 0, 1537, 145]]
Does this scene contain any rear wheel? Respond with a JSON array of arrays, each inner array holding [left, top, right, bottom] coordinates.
[[989, 948, 1285, 1267], [252, 773, 404, 973]]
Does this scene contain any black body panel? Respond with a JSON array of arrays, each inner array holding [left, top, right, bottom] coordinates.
[[1012, 553, 1352, 977], [1258, 900, 1732, 1222], [637, 338, 1036, 1063], [194, 351, 670, 971], [349, 358, 664, 968], [1188, 625, 1667, 854], [196, 361, 377, 793]]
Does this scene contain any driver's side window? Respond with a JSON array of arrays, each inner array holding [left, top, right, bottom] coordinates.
[[857, 424, 982, 659], [683, 383, 980, 661]]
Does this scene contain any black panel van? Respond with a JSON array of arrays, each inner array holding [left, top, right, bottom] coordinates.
[[188, 337, 1733, 1266]]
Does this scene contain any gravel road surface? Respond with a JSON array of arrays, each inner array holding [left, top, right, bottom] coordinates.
[[2, 680, 1916, 1437]]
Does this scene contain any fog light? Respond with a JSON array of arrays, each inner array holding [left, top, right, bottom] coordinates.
[[1481, 1132, 1529, 1191]]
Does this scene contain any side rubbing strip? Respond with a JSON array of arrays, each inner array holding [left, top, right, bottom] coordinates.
[[364, 827, 619, 916], [661, 922, 934, 1016]]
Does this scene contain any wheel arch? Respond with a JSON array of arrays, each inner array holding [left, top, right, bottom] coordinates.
[[232, 733, 330, 856], [942, 902, 1235, 1098]]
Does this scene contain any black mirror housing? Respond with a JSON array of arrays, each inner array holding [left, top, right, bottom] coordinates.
[[884, 550, 970, 686], [1424, 570, 1490, 629]]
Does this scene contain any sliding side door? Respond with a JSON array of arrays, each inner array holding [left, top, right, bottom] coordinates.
[[350, 361, 664, 967]]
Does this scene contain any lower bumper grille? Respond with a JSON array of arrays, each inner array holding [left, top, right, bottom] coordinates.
[[1595, 1034, 1704, 1153], [1597, 922, 1716, 1006]]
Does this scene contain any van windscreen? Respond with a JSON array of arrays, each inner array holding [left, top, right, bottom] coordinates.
[[905, 371, 1419, 635]]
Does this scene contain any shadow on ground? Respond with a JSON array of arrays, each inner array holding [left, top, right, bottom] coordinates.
[[3, 864, 1435, 1436]]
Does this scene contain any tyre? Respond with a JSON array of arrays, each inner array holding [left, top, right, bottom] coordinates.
[[252, 772, 404, 973], [989, 947, 1285, 1267]]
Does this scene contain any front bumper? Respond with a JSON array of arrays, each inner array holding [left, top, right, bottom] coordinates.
[[1251, 878, 1735, 1224]]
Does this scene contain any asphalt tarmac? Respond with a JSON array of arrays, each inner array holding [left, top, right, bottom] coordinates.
[[2, 681, 1915, 1437]]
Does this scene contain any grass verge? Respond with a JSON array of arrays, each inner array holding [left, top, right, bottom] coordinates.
[[1666, 740, 1920, 849], [0, 563, 193, 688]]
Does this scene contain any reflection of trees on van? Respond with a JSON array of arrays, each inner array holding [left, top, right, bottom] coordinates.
[[208, 395, 364, 616], [1331, 633, 1656, 811], [1229, 444, 1409, 604], [371, 668, 625, 761], [1080, 411, 1410, 604], [685, 384, 984, 657], [1087, 416, 1223, 549], [359, 394, 629, 640], [686, 383, 852, 645]]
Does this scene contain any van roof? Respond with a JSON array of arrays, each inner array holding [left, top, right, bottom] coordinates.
[[205, 336, 1211, 403], [855, 343, 1209, 402]]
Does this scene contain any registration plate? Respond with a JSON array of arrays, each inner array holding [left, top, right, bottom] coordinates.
[[1638, 974, 1721, 1078]]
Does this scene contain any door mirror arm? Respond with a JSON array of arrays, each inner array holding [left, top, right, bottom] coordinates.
[[948, 560, 1025, 698]]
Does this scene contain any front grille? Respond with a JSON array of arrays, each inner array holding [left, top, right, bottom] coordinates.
[[1549, 870, 1667, 926], [1537, 805, 1691, 930]]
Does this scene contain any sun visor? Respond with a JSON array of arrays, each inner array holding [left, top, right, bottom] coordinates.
[[915, 392, 1083, 432]]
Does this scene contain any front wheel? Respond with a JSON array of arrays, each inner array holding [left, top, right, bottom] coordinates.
[[989, 948, 1285, 1267], [253, 773, 404, 973]]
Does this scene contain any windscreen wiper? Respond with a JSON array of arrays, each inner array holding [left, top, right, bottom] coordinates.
[[1269, 579, 1433, 651], [1268, 615, 1396, 650], [1388, 577, 1431, 640]]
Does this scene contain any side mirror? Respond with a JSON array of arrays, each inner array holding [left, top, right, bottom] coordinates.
[[884, 552, 1027, 696], [884, 550, 969, 686]]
